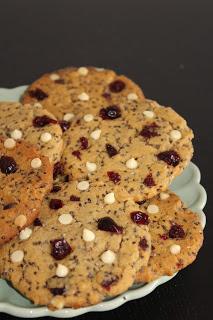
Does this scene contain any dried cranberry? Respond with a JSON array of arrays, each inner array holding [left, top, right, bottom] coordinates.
[[50, 238, 72, 260], [130, 211, 149, 225], [49, 199, 63, 210], [33, 115, 57, 127], [101, 276, 118, 291], [72, 150, 81, 160], [98, 217, 123, 234], [29, 88, 48, 100], [3, 202, 16, 210], [100, 105, 121, 120], [139, 237, 149, 250], [33, 218, 42, 226], [51, 185, 61, 193], [157, 150, 181, 167], [140, 123, 159, 138], [59, 120, 71, 132], [109, 80, 125, 93], [143, 174, 156, 187], [136, 200, 146, 205], [176, 259, 184, 269], [107, 171, 121, 184], [169, 224, 185, 239], [70, 195, 80, 201], [64, 175, 69, 182], [102, 92, 111, 99], [55, 79, 65, 84], [160, 234, 168, 240], [53, 162, 64, 179], [50, 287, 65, 295], [79, 137, 88, 150], [105, 144, 118, 157], [0, 156, 17, 175]]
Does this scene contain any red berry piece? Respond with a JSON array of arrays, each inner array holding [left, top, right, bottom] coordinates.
[[50, 238, 72, 260], [157, 150, 181, 167], [79, 137, 89, 150], [102, 92, 111, 99], [139, 237, 149, 250], [70, 195, 80, 201], [136, 200, 146, 205], [29, 88, 48, 100], [33, 115, 57, 127], [72, 150, 81, 160], [105, 144, 118, 157], [98, 217, 123, 234], [107, 171, 121, 184], [169, 224, 185, 239], [109, 80, 125, 93], [3, 202, 16, 210], [140, 123, 159, 138], [59, 120, 71, 132], [53, 162, 64, 179], [49, 199, 63, 210], [100, 105, 121, 120], [50, 287, 65, 295], [130, 211, 149, 225], [160, 234, 168, 240], [101, 276, 119, 291], [51, 185, 61, 193], [33, 218, 42, 226], [143, 174, 156, 187], [0, 156, 17, 175]]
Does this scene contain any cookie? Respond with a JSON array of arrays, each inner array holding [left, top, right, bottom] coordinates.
[[135, 191, 203, 282], [0, 182, 151, 309], [61, 99, 193, 201], [21, 66, 145, 120], [0, 102, 63, 164], [0, 136, 52, 244]]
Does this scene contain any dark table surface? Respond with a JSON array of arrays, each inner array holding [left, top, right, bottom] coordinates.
[[0, 0, 212, 319]]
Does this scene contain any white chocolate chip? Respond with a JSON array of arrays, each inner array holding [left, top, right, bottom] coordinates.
[[84, 114, 94, 122], [40, 132, 52, 143], [127, 93, 138, 101], [143, 110, 155, 118], [56, 264, 69, 277], [11, 129, 23, 140], [104, 192, 116, 204], [77, 180, 90, 191], [90, 129, 101, 140], [31, 158, 42, 169], [86, 161, 97, 172], [78, 67, 89, 76], [63, 113, 74, 121], [160, 192, 170, 200], [95, 67, 104, 71], [170, 244, 181, 255], [19, 227, 32, 241], [83, 228, 95, 242], [101, 250, 116, 264], [4, 138, 16, 149], [126, 158, 138, 169], [58, 213, 73, 225], [170, 130, 182, 141], [50, 73, 60, 81], [10, 250, 24, 263], [147, 204, 159, 214], [78, 92, 90, 101], [14, 215, 27, 227], [51, 297, 64, 310], [33, 102, 43, 108]]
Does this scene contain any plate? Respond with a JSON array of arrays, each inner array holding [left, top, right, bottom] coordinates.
[[0, 87, 207, 318]]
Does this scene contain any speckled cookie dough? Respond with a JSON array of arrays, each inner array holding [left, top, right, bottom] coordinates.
[[61, 99, 194, 201], [135, 191, 203, 283], [21, 66, 145, 120], [0, 102, 63, 164], [0, 182, 151, 309], [0, 136, 52, 244]]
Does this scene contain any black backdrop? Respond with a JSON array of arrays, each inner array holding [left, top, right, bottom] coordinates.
[[0, 1, 212, 319]]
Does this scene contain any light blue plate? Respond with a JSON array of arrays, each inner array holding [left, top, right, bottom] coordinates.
[[0, 87, 207, 318]]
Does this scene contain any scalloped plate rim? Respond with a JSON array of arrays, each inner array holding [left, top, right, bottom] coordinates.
[[0, 86, 207, 318]]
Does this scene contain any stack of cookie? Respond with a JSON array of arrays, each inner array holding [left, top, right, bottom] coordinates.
[[0, 67, 203, 310]]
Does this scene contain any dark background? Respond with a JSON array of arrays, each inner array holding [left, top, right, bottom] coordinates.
[[0, 0, 212, 319]]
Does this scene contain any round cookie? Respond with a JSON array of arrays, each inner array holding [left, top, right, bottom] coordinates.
[[21, 66, 145, 120], [0, 182, 151, 309], [135, 191, 203, 283], [0, 102, 63, 164], [0, 136, 52, 244], [62, 99, 194, 201]]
